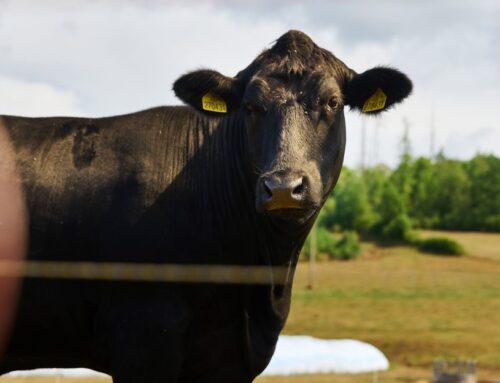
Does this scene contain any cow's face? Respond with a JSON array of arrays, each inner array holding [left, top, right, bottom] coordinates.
[[174, 30, 412, 223], [241, 71, 346, 222]]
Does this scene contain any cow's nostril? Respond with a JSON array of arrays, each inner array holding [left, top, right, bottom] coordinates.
[[292, 182, 304, 196], [263, 180, 273, 197]]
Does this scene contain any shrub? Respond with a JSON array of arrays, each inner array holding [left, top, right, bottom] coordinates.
[[381, 213, 413, 242], [301, 226, 337, 261], [417, 237, 465, 256], [301, 228, 361, 261], [484, 215, 500, 231], [316, 226, 338, 259], [332, 231, 361, 260]]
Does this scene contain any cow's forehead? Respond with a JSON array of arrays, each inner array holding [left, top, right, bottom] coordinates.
[[236, 30, 351, 89], [251, 48, 339, 79], [245, 70, 343, 104]]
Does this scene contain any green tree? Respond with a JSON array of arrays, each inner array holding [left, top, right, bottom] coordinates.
[[466, 155, 500, 230], [317, 154, 500, 236], [363, 165, 390, 208], [390, 122, 414, 211], [390, 153, 414, 211], [317, 195, 336, 230], [429, 157, 470, 229], [329, 168, 375, 233], [370, 180, 412, 241], [409, 157, 436, 228]]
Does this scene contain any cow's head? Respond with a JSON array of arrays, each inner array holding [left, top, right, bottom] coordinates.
[[174, 30, 412, 223]]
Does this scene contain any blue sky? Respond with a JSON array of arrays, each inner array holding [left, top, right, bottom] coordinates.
[[0, 0, 498, 167]]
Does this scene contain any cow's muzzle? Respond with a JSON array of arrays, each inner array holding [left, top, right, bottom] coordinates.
[[256, 171, 312, 217]]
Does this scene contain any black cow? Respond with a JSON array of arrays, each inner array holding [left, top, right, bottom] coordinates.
[[0, 30, 411, 382]]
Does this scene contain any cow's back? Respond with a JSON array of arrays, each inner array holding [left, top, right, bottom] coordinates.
[[1, 107, 207, 261]]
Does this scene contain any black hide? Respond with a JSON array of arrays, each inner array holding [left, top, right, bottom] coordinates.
[[0, 30, 411, 383]]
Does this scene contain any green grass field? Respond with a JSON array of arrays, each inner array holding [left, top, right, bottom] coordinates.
[[288, 244, 500, 368], [271, 232, 500, 382], [2, 231, 500, 383]]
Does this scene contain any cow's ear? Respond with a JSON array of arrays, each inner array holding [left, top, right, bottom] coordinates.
[[344, 67, 412, 115], [173, 70, 243, 115]]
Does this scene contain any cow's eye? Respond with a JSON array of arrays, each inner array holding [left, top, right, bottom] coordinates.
[[328, 97, 338, 110]]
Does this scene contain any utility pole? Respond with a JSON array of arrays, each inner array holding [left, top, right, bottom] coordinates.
[[430, 105, 436, 159], [307, 221, 317, 290], [372, 119, 381, 165], [360, 117, 367, 170], [401, 117, 411, 156]]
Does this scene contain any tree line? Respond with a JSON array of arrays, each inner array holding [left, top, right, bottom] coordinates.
[[319, 152, 500, 239]]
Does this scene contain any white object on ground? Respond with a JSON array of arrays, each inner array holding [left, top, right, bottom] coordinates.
[[3, 335, 389, 377], [4, 367, 109, 378], [263, 336, 389, 375]]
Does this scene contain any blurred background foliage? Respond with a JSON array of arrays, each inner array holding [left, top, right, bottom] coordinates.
[[302, 147, 500, 260]]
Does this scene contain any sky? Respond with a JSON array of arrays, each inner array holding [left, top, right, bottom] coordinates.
[[0, 0, 498, 167]]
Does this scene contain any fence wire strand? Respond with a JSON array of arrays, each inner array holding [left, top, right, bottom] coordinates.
[[0, 260, 289, 285]]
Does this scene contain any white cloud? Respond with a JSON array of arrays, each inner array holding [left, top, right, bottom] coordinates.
[[444, 127, 500, 159], [0, 76, 81, 117], [0, 1, 286, 116]]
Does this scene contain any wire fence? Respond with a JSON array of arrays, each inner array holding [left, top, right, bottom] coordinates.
[[0, 260, 289, 285]]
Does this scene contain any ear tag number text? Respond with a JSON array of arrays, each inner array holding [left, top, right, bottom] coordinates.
[[202, 92, 227, 113], [362, 88, 387, 113]]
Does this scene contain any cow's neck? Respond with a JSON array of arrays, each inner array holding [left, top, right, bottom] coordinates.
[[193, 111, 315, 375]]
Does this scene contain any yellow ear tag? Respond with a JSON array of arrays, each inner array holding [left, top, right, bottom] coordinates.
[[202, 91, 227, 113], [362, 88, 387, 113]]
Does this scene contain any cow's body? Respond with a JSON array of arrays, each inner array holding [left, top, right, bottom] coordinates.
[[1, 106, 317, 381], [0, 30, 411, 382]]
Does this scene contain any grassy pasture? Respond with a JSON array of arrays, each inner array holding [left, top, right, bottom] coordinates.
[[287, 240, 500, 369], [1, 231, 500, 383]]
